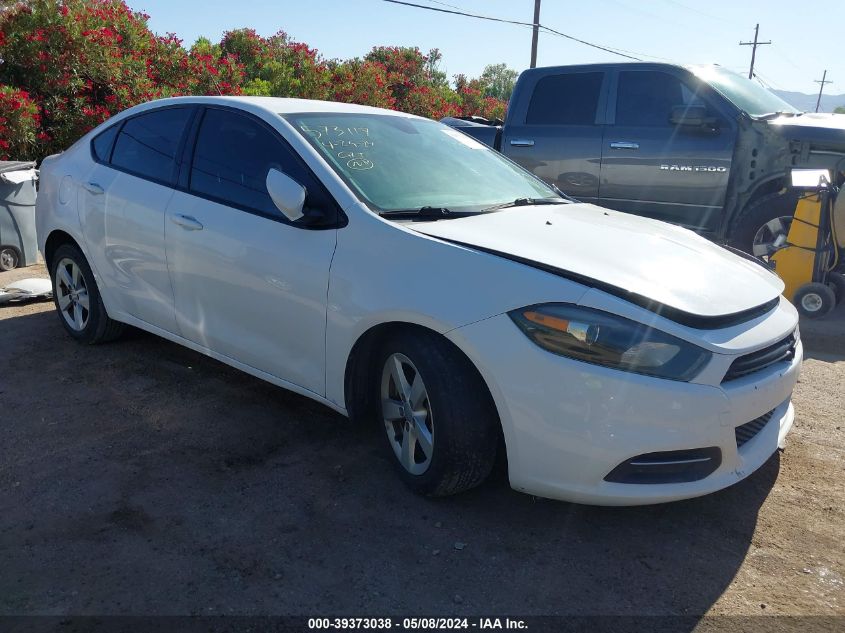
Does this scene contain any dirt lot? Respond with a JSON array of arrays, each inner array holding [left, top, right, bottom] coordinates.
[[1, 261, 843, 620]]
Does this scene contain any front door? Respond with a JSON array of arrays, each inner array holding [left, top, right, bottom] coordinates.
[[164, 107, 338, 395], [599, 69, 736, 233]]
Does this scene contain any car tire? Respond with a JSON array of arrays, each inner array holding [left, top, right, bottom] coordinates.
[[828, 272, 845, 306], [730, 190, 800, 257], [0, 246, 20, 271], [375, 330, 499, 497], [793, 282, 837, 319], [51, 243, 125, 343]]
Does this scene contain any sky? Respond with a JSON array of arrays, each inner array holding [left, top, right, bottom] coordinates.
[[135, 0, 842, 96]]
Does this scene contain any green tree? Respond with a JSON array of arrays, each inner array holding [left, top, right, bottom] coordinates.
[[835, 106, 845, 114], [480, 63, 518, 101]]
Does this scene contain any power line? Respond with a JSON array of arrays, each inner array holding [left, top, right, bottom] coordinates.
[[381, 0, 646, 61], [425, 0, 469, 12], [739, 24, 771, 80], [658, 0, 743, 28], [537, 24, 641, 61]]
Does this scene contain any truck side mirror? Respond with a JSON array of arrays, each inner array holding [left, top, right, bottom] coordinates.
[[670, 105, 708, 127]]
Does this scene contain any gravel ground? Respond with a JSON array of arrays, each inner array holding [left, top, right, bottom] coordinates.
[[0, 261, 843, 619]]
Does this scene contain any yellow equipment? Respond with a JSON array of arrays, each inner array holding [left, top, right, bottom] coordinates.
[[770, 176, 845, 319]]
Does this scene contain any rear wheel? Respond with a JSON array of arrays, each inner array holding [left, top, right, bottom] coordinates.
[[828, 272, 845, 306], [793, 282, 836, 319], [0, 246, 20, 271], [51, 243, 125, 343], [730, 191, 799, 258], [376, 330, 498, 496]]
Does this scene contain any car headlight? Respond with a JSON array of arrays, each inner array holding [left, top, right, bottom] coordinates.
[[508, 304, 711, 381]]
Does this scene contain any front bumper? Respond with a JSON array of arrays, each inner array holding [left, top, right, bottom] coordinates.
[[447, 313, 802, 506]]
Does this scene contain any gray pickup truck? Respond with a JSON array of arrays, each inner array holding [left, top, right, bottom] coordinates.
[[444, 63, 845, 255]]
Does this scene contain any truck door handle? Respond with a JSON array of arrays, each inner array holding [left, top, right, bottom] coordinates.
[[510, 139, 535, 147], [171, 214, 204, 231], [609, 141, 639, 150], [83, 182, 104, 195]]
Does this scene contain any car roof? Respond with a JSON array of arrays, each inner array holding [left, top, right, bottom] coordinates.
[[125, 95, 419, 118]]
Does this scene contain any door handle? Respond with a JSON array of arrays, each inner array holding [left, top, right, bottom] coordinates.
[[83, 182, 104, 195], [609, 141, 639, 150], [510, 138, 535, 147], [171, 214, 204, 231]]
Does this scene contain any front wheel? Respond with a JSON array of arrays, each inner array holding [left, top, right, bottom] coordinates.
[[730, 191, 800, 258], [376, 330, 499, 497], [793, 282, 837, 319], [51, 243, 125, 343]]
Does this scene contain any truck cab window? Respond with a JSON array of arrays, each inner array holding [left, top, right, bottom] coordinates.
[[616, 71, 706, 127], [526, 72, 603, 126]]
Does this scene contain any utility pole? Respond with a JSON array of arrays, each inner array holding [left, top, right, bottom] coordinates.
[[530, 0, 541, 68], [815, 70, 832, 112], [739, 24, 771, 80]]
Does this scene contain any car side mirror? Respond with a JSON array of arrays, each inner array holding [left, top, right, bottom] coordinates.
[[266, 168, 306, 222], [670, 105, 708, 127]]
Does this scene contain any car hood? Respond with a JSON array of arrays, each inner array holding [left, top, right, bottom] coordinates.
[[410, 203, 784, 319], [768, 112, 845, 147], [769, 112, 845, 130]]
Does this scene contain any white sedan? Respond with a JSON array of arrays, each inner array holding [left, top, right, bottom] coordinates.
[[36, 96, 802, 505]]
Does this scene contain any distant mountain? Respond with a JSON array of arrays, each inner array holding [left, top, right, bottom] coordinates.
[[773, 90, 845, 113]]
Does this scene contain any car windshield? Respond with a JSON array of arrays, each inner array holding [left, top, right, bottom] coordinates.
[[283, 112, 559, 213], [689, 65, 801, 118]]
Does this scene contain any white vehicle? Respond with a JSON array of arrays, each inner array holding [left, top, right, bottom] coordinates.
[[36, 97, 802, 505]]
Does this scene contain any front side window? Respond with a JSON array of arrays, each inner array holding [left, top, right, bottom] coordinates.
[[616, 71, 706, 127], [285, 113, 557, 213], [526, 72, 604, 126], [110, 107, 191, 183], [190, 108, 324, 217]]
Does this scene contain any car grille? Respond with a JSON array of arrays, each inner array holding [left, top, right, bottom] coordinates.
[[723, 333, 796, 382], [735, 409, 776, 448]]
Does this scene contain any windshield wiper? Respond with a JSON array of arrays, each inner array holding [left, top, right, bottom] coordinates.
[[480, 197, 568, 213], [755, 111, 798, 121], [379, 206, 456, 220]]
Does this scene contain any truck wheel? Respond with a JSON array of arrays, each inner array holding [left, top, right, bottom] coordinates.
[[730, 191, 800, 258], [793, 282, 836, 319], [375, 329, 499, 497], [828, 272, 845, 306], [0, 246, 20, 271]]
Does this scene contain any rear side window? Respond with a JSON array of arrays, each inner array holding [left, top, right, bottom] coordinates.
[[91, 124, 119, 163], [526, 72, 603, 125], [110, 107, 192, 184], [190, 108, 330, 218], [616, 71, 705, 127]]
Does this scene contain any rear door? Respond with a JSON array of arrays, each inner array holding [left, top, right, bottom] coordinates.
[[79, 106, 194, 332], [599, 69, 736, 232], [164, 107, 339, 395], [502, 70, 608, 203]]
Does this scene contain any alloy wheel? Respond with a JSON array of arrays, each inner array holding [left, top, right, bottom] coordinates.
[[381, 353, 434, 476], [752, 216, 793, 259], [55, 257, 90, 331]]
